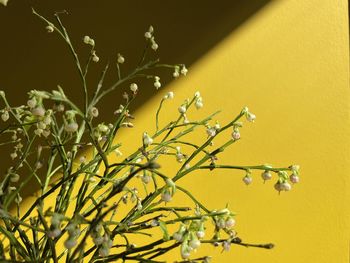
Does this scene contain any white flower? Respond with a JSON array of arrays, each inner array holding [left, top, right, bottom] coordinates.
[[216, 218, 226, 229], [232, 129, 240, 140], [261, 171, 272, 181], [154, 81, 161, 89], [34, 128, 43, 136], [10, 152, 17, 160], [180, 65, 188, 76], [92, 54, 100, 63], [144, 31, 152, 39], [189, 238, 201, 249], [130, 83, 138, 93], [42, 130, 51, 138], [164, 91, 174, 99], [246, 112, 256, 122], [222, 240, 231, 251], [225, 218, 235, 228], [195, 98, 203, 109], [194, 91, 201, 98], [290, 174, 300, 184], [1, 111, 9, 122], [27, 98, 37, 108], [173, 69, 180, 78], [206, 127, 216, 137], [143, 132, 153, 147], [151, 42, 159, 51], [83, 35, 91, 44], [161, 191, 172, 202], [65, 122, 79, 133], [173, 232, 183, 242], [117, 53, 125, 64], [281, 182, 292, 191], [243, 175, 252, 185], [181, 249, 191, 260], [31, 107, 46, 117], [196, 231, 205, 239], [178, 105, 187, 114]]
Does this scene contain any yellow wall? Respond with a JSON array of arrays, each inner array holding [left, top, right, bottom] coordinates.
[[1, 0, 349, 262], [119, 1, 350, 262]]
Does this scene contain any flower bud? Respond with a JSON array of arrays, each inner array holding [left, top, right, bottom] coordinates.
[[130, 83, 138, 93], [243, 175, 252, 185], [261, 171, 272, 181]]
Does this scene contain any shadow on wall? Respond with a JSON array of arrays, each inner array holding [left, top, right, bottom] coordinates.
[[0, 0, 271, 198]]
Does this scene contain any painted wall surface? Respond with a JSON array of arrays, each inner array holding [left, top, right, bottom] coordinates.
[[0, 0, 349, 262], [113, 1, 350, 262]]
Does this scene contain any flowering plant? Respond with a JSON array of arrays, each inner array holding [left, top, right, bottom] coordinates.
[[0, 8, 300, 263]]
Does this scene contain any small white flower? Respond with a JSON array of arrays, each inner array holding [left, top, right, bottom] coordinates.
[[151, 42, 159, 51], [83, 35, 91, 44], [164, 91, 174, 100], [130, 83, 138, 93], [92, 54, 100, 63], [180, 65, 188, 76], [27, 98, 37, 108], [154, 81, 161, 89], [10, 152, 17, 160], [261, 171, 272, 181], [173, 232, 183, 242], [232, 129, 240, 140], [189, 238, 201, 249], [79, 156, 86, 164], [206, 127, 216, 137], [42, 130, 51, 138], [1, 111, 9, 122], [34, 128, 43, 136], [173, 69, 180, 78], [117, 53, 125, 64], [161, 191, 172, 202], [222, 240, 231, 251], [31, 107, 45, 117], [38, 122, 46, 130], [10, 173, 20, 183], [144, 31, 152, 39], [225, 218, 235, 228], [148, 26, 154, 33], [243, 175, 252, 185], [195, 98, 203, 109], [281, 182, 292, 191], [178, 105, 187, 114], [290, 174, 300, 184], [194, 91, 201, 98], [143, 132, 153, 147], [196, 231, 205, 239], [181, 250, 191, 260], [246, 112, 256, 122], [65, 122, 79, 133], [216, 218, 226, 229]]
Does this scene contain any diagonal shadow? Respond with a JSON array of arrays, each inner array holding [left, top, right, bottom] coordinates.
[[0, 0, 271, 199]]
